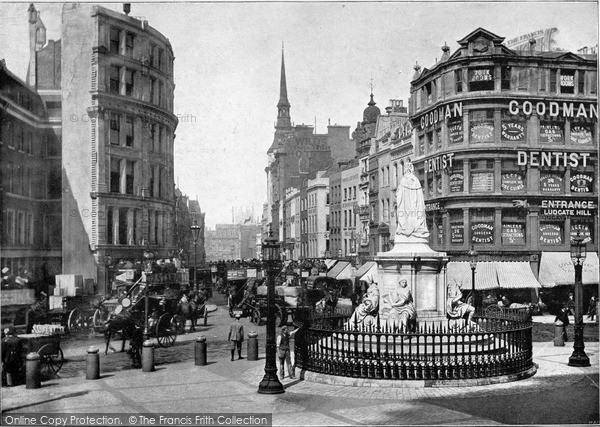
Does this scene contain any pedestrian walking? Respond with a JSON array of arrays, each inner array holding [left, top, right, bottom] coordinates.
[[1, 327, 24, 386], [587, 296, 597, 321], [228, 313, 244, 361], [567, 293, 576, 316], [555, 305, 570, 342], [276, 326, 297, 379]]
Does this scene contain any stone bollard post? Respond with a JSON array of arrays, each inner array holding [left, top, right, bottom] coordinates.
[[142, 340, 155, 372], [26, 352, 41, 389], [554, 320, 565, 346], [86, 346, 100, 380], [195, 336, 207, 366], [247, 331, 258, 361]]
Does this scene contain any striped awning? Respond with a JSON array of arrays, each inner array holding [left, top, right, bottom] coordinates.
[[324, 259, 337, 270], [327, 261, 352, 280], [446, 261, 541, 290], [538, 252, 599, 288], [353, 261, 377, 282], [495, 261, 541, 289]]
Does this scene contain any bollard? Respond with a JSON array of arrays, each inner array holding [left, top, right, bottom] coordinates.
[[142, 340, 155, 372], [247, 331, 258, 361], [26, 352, 41, 389], [554, 320, 565, 346], [195, 336, 207, 366], [86, 346, 100, 380]]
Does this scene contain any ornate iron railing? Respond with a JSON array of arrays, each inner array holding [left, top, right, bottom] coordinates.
[[294, 308, 533, 381]]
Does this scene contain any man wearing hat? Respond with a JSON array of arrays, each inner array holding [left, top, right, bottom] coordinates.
[[228, 313, 244, 361], [2, 327, 24, 386]]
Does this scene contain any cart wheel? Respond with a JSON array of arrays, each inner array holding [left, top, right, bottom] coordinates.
[[251, 308, 261, 325], [171, 315, 186, 334], [93, 308, 110, 330], [485, 304, 501, 317], [203, 306, 208, 326], [38, 344, 64, 378], [275, 305, 286, 327], [156, 314, 177, 347], [67, 308, 83, 333]]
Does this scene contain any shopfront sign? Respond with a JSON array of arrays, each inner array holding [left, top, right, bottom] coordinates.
[[517, 150, 591, 168], [570, 173, 594, 193], [449, 173, 464, 193], [570, 223, 592, 244], [469, 68, 493, 82], [451, 224, 464, 244], [501, 122, 525, 141], [424, 153, 455, 174], [539, 224, 562, 245], [502, 223, 525, 245], [570, 125, 593, 145], [418, 102, 463, 130], [471, 222, 494, 244], [448, 119, 463, 144], [471, 172, 494, 192], [470, 122, 494, 142], [540, 124, 564, 144], [508, 100, 598, 120], [540, 174, 564, 193], [425, 202, 440, 212], [541, 199, 595, 217], [501, 173, 525, 191]]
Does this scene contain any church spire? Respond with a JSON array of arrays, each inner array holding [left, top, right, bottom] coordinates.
[[276, 42, 292, 129]]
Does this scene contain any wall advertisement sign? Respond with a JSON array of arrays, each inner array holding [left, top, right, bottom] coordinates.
[[540, 174, 564, 193], [540, 123, 564, 144], [470, 122, 494, 142], [451, 224, 464, 244], [438, 224, 444, 245], [448, 120, 463, 144], [539, 223, 562, 245], [449, 173, 464, 193], [560, 74, 575, 87], [570, 223, 592, 244], [570, 125, 593, 145], [501, 223, 525, 245], [540, 199, 595, 217], [469, 68, 493, 82], [501, 122, 525, 141], [471, 222, 494, 244], [501, 173, 525, 191], [570, 173, 594, 193], [471, 172, 494, 192]]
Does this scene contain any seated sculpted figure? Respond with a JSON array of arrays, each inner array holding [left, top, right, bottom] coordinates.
[[345, 281, 379, 329], [385, 279, 417, 333], [446, 281, 476, 330]]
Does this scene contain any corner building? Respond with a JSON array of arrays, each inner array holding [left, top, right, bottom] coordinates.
[[409, 28, 598, 294], [33, 4, 178, 293]]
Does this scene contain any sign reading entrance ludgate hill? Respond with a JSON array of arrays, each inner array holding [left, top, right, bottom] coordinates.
[[541, 199, 596, 217]]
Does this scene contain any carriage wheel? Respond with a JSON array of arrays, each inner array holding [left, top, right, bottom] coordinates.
[[171, 315, 186, 334], [156, 314, 177, 347], [67, 308, 85, 333], [251, 308, 261, 325], [38, 344, 64, 378], [485, 304, 501, 317], [203, 306, 208, 326], [93, 308, 109, 330], [275, 305, 286, 327]]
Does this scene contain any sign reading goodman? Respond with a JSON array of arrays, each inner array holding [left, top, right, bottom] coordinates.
[[508, 100, 598, 120]]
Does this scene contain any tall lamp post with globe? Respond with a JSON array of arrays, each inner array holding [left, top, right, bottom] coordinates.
[[191, 222, 203, 292], [258, 229, 284, 394], [568, 231, 590, 367], [468, 244, 478, 308]]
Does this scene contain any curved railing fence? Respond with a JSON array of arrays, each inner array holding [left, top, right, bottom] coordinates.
[[294, 308, 534, 381]]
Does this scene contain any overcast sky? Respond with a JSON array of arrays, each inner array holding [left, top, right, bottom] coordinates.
[[1, 1, 598, 228]]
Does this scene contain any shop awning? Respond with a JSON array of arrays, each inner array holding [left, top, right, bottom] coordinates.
[[538, 252, 599, 288], [327, 261, 352, 280], [324, 259, 337, 270], [495, 262, 541, 289], [354, 261, 377, 282]]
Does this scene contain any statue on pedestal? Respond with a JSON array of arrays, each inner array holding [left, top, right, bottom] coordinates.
[[345, 281, 379, 330], [384, 279, 417, 333], [395, 160, 429, 240], [446, 281, 477, 330]]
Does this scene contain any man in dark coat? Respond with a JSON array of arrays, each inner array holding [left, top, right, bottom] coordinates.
[[2, 327, 24, 386], [228, 313, 244, 361]]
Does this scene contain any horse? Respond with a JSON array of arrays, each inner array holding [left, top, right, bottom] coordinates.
[[102, 311, 142, 367], [177, 290, 207, 332], [315, 290, 338, 315]]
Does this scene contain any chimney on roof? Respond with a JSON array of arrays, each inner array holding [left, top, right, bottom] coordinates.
[[529, 38, 536, 55], [123, 3, 131, 15]]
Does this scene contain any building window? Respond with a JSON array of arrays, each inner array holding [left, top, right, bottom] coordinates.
[[110, 113, 120, 145], [455, 69, 463, 93], [125, 32, 134, 57], [110, 28, 121, 54], [539, 222, 563, 245], [106, 207, 114, 244], [118, 209, 128, 244], [158, 80, 163, 107], [471, 209, 494, 244], [125, 161, 134, 195], [539, 121, 565, 144], [109, 66, 121, 95], [469, 109, 494, 143], [468, 67, 494, 91], [427, 131, 434, 151], [447, 117, 463, 144], [418, 135, 425, 154], [502, 209, 526, 245], [570, 171, 594, 193], [149, 43, 156, 67], [125, 69, 134, 97], [501, 66, 511, 90], [549, 69, 557, 93], [560, 70, 575, 94], [125, 116, 134, 147], [158, 48, 164, 71], [570, 123, 594, 145], [538, 68, 548, 92], [450, 210, 464, 244], [449, 159, 464, 193], [501, 110, 526, 143], [110, 158, 120, 193], [571, 222, 594, 245], [540, 171, 565, 193], [501, 160, 525, 192], [470, 159, 495, 192]]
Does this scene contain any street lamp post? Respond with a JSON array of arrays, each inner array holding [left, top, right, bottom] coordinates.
[[258, 229, 284, 394], [191, 222, 202, 292], [142, 250, 154, 341], [468, 244, 478, 308], [568, 231, 590, 367]]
